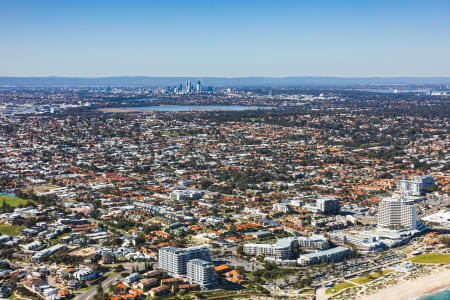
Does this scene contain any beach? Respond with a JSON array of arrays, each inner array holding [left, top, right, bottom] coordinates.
[[362, 268, 450, 300]]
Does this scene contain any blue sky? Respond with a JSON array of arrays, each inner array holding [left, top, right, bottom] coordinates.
[[1, 0, 450, 77]]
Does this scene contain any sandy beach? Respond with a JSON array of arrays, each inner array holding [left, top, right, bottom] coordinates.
[[362, 268, 450, 300]]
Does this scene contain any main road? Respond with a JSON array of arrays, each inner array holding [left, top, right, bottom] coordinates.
[[74, 272, 121, 300], [74, 262, 149, 300]]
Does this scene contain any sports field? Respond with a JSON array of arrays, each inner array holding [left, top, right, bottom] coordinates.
[[0, 195, 29, 207]]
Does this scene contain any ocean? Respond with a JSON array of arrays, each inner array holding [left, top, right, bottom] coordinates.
[[414, 286, 450, 300]]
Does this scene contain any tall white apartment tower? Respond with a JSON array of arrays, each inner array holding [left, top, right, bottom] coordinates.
[[378, 196, 417, 230], [187, 259, 216, 288], [158, 246, 211, 277], [398, 175, 434, 196]]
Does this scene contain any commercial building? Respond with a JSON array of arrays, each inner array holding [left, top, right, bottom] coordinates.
[[421, 210, 450, 228], [243, 237, 296, 259], [158, 246, 211, 277], [297, 234, 329, 250], [187, 259, 216, 289], [316, 197, 341, 215], [243, 242, 291, 259], [243, 235, 329, 259], [330, 229, 420, 252], [378, 196, 417, 230], [297, 246, 350, 266]]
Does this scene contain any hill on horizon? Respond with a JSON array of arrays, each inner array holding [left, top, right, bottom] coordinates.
[[1, 76, 450, 88]]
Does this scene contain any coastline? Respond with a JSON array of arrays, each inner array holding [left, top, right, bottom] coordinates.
[[412, 285, 450, 300], [361, 268, 450, 300]]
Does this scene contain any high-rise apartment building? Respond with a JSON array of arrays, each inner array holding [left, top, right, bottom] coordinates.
[[378, 196, 417, 230], [187, 259, 216, 288], [398, 175, 434, 196], [158, 246, 211, 277]]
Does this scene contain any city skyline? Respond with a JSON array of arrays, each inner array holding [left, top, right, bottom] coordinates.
[[2, 0, 450, 77]]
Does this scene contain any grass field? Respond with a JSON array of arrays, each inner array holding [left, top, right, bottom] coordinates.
[[409, 253, 450, 264], [325, 281, 356, 294], [145, 288, 263, 300], [350, 269, 393, 285], [0, 195, 29, 207], [0, 224, 25, 236]]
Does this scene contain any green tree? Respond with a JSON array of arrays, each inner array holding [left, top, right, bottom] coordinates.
[[171, 282, 179, 294], [94, 284, 104, 300]]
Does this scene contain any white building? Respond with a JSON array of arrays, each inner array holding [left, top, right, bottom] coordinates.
[[297, 234, 329, 250], [398, 175, 434, 196], [243, 235, 329, 259], [243, 242, 291, 259], [378, 196, 417, 230], [272, 203, 291, 213], [170, 190, 202, 201], [73, 267, 98, 282], [124, 272, 140, 284], [422, 210, 450, 228], [22, 240, 45, 251], [158, 246, 211, 276], [297, 246, 350, 266], [330, 229, 420, 252], [187, 259, 216, 289]]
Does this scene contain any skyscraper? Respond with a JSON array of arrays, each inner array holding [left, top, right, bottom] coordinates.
[[186, 80, 191, 93], [378, 196, 417, 230], [196, 80, 201, 93]]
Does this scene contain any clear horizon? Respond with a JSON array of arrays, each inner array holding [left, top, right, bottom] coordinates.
[[2, 75, 450, 79], [2, 0, 450, 77]]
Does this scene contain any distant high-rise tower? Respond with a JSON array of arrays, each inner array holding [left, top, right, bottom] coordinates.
[[196, 80, 201, 93], [186, 80, 191, 93]]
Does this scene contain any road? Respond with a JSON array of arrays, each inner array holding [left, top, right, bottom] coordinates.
[[74, 272, 121, 300], [74, 262, 147, 300]]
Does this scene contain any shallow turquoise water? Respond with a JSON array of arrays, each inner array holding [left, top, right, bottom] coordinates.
[[417, 286, 450, 300]]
